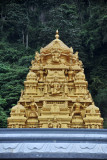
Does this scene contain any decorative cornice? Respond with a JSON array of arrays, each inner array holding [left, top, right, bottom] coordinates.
[[0, 128, 107, 159]]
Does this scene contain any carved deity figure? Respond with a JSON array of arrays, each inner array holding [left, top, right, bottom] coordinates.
[[72, 52, 79, 64], [48, 123, 53, 128], [73, 102, 82, 112], [35, 51, 41, 64], [39, 70, 44, 81], [83, 90, 93, 101], [29, 101, 38, 118], [50, 83, 61, 95], [52, 103, 60, 112], [71, 98, 83, 115], [52, 50, 60, 63], [72, 52, 83, 67], [21, 89, 24, 97], [68, 67, 74, 81], [57, 123, 61, 128]]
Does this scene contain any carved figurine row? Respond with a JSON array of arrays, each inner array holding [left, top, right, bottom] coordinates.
[[8, 100, 103, 129], [31, 50, 83, 67]]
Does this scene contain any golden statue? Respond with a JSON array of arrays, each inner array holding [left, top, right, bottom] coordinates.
[[8, 30, 103, 128]]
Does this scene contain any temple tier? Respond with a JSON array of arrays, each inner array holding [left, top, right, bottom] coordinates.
[[8, 31, 103, 128]]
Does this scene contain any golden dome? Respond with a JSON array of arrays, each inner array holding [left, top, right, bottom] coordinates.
[[11, 103, 25, 112], [86, 104, 100, 114], [27, 71, 36, 77], [75, 71, 85, 80], [86, 104, 99, 111], [40, 30, 71, 54]]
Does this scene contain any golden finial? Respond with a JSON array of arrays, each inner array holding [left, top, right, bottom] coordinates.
[[55, 30, 59, 39]]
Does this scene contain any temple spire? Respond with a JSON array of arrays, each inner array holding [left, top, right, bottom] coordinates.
[[8, 30, 103, 129], [55, 29, 59, 39]]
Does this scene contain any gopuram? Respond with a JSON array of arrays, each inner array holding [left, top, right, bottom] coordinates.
[[8, 30, 103, 129]]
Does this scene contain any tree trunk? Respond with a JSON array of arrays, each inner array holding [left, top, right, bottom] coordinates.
[[76, 0, 83, 25], [26, 32, 28, 49], [22, 30, 24, 45], [88, 0, 92, 18], [0, 7, 3, 32]]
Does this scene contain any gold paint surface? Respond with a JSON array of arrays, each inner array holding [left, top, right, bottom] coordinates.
[[8, 31, 103, 128]]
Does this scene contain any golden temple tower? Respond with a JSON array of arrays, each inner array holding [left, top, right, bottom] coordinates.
[[8, 30, 103, 128]]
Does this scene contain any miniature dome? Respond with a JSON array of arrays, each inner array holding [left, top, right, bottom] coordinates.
[[86, 104, 99, 111], [26, 71, 37, 81], [86, 104, 99, 114], [75, 71, 85, 80], [11, 103, 25, 113], [27, 71, 36, 77]]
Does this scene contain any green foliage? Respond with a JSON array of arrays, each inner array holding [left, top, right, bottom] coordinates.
[[0, 106, 7, 128], [0, 0, 107, 128], [0, 96, 7, 108], [95, 88, 107, 129], [95, 89, 107, 117]]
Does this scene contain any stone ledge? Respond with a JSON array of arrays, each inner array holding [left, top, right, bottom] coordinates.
[[0, 128, 107, 159]]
